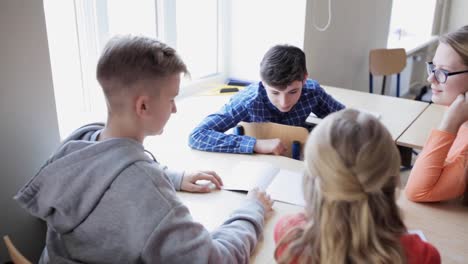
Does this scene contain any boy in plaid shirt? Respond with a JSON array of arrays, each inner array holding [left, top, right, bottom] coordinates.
[[189, 44, 344, 154]]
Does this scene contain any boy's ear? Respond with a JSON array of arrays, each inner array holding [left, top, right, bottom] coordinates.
[[135, 95, 150, 117], [303, 73, 309, 83]]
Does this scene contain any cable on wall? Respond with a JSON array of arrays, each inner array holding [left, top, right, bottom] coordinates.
[[312, 0, 332, 32]]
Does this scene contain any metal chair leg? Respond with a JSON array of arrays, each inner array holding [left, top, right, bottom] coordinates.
[[381, 75, 386, 95], [397, 73, 401, 97]]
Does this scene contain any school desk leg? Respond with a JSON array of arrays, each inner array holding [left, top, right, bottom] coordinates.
[[398, 145, 413, 170]]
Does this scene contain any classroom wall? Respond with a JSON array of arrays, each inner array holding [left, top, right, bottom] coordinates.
[[0, 0, 60, 261], [228, 0, 307, 81], [446, 0, 468, 32], [303, 0, 392, 92]]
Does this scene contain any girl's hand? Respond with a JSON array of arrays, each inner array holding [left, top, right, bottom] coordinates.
[[439, 92, 468, 134]]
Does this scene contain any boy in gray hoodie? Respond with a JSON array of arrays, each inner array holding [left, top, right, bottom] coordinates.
[[15, 35, 274, 263]]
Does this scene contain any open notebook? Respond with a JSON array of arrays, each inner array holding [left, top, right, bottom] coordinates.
[[221, 161, 305, 206]]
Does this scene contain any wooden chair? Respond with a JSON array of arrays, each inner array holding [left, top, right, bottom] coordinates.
[[237, 122, 309, 160], [369, 48, 406, 97], [3, 236, 32, 264]]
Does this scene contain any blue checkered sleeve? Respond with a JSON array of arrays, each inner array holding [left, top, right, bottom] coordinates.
[[310, 83, 345, 118], [189, 98, 257, 153]]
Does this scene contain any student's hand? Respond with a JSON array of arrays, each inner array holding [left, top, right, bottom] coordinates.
[[181, 170, 223, 193], [247, 188, 274, 217], [254, 139, 287, 155], [439, 92, 468, 134]]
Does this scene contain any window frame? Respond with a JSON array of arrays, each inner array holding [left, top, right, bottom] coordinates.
[[156, 0, 228, 96]]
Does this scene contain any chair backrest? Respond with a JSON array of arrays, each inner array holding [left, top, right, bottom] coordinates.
[[238, 122, 309, 159], [3, 235, 32, 264], [369, 48, 406, 76]]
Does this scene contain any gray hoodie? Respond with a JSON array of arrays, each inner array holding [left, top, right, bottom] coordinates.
[[15, 123, 265, 263]]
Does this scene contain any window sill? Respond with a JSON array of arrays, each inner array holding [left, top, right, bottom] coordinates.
[[387, 35, 438, 56], [177, 74, 226, 99]]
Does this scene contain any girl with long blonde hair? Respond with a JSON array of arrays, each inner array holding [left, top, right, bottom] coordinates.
[[274, 109, 440, 264]]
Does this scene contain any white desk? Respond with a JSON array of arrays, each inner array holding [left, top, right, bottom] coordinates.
[[144, 92, 467, 264], [311, 86, 430, 142], [149, 86, 431, 167], [177, 177, 468, 264], [396, 103, 447, 150]]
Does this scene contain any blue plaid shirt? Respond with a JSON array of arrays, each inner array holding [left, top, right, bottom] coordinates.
[[189, 79, 345, 153]]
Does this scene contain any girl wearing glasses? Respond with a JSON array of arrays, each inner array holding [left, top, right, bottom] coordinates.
[[406, 25, 468, 202]]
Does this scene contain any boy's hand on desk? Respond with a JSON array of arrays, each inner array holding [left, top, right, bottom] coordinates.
[[254, 139, 287, 155], [248, 188, 274, 217], [182, 171, 223, 193]]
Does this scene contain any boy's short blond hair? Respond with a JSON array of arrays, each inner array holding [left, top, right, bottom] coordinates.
[[97, 35, 188, 100]]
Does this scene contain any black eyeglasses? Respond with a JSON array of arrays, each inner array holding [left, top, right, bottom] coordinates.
[[426, 62, 468, 84]]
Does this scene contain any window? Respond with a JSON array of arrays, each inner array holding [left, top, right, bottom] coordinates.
[[229, 0, 307, 81], [44, 0, 222, 138], [175, 0, 219, 79], [44, 0, 306, 139], [387, 0, 438, 48]]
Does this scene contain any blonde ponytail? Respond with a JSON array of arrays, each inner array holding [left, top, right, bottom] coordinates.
[[276, 109, 407, 264]]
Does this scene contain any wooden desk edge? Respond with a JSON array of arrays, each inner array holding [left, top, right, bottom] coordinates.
[[395, 103, 432, 149]]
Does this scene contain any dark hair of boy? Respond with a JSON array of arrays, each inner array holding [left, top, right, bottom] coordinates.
[[260, 44, 308, 89]]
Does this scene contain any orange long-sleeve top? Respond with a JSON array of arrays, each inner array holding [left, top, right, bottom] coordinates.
[[405, 125, 468, 202]]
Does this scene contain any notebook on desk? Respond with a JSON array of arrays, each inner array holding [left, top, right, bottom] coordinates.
[[221, 161, 305, 206]]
